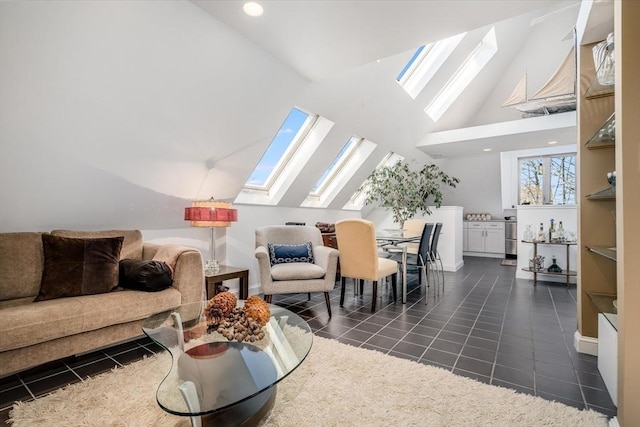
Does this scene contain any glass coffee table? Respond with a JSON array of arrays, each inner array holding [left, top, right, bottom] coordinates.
[[142, 301, 312, 427]]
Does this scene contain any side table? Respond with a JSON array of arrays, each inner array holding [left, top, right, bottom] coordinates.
[[206, 265, 249, 299]]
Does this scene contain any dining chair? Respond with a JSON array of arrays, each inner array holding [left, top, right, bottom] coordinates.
[[429, 222, 445, 288], [335, 219, 398, 312], [389, 223, 434, 301], [402, 219, 427, 255]]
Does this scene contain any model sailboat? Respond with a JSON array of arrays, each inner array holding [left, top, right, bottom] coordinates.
[[503, 47, 576, 117]]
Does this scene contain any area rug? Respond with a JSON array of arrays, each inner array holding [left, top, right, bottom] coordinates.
[[8, 336, 607, 427], [501, 259, 518, 267]]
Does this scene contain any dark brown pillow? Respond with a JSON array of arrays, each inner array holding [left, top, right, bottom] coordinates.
[[119, 259, 173, 292], [35, 234, 124, 302]]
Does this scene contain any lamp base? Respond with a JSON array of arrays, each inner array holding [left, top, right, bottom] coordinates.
[[205, 260, 221, 275]]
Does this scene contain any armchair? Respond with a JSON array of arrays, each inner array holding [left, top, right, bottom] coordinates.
[[255, 226, 339, 317]]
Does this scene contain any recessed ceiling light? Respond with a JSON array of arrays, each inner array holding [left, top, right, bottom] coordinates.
[[483, 148, 492, 152], [548, 140, 558, 145], [243, 1, 263, 17]]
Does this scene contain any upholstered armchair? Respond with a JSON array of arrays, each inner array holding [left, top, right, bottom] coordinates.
[[255, 226, 339, 317]]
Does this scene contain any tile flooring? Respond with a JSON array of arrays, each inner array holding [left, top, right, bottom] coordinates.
[[0, 257, 617, 423]]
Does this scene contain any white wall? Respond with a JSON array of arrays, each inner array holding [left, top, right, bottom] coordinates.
[[436, 153, 504, 219], [0, 1, 308, 232], [140, 205, 359, 295]]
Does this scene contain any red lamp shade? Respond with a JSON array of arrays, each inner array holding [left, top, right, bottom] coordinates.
[[184, 199, 238, 228]]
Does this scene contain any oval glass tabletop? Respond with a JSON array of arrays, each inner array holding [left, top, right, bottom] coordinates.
[[142, 301, 312, 417]]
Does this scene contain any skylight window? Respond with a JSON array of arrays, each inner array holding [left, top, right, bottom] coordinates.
[[237, 107, 334, 206], [245, 108, 315, 190], [310, 137, 362, 196], [397, 33, 466, 99], [302, 136, 376, 208], [425, 27, 498, 122], [343, 152, 404, 210]]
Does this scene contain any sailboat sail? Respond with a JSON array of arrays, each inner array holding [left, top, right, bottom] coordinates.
[[530, 47, 575, 100], [502, 74, 527, 107], [502, 47, 576, 116]]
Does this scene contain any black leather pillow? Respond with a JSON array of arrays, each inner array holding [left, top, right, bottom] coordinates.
[[35, 235, 124, 302], [119, 259, 173, 292]]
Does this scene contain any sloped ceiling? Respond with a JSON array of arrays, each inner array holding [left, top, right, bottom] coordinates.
[[192, 0, 565, 82], [0, 0, 582, 232]]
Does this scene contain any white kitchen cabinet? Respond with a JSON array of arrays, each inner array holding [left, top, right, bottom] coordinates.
[[464, 221, 505, 256], [463, 221, 469, 252]]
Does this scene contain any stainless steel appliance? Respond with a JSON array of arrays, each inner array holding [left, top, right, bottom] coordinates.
[[505, 221, 517, 258]]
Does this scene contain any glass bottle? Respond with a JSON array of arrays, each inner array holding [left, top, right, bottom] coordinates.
[[557, 221, 565, 242], [537, 223, 546, 242], [548, 219, 555, 242], [524, 224, 534, 241], [548, 256, 562, 273]]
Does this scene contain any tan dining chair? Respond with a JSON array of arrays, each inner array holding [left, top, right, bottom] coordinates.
[[403, 219, 427, 255], [335, 219, 398, 312]]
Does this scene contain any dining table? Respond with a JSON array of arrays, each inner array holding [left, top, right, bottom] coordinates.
[[376, 230, 420, 304]]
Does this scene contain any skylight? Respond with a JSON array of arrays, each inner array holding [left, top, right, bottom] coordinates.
[[302, 136, 376, 208], [397, 33, 466, 99], [425, 27, 498, 122], [237, 107, 334, 206], [343, 152, 404, 210], [245, 107, 316, 190], [310, 137, 362, 196]]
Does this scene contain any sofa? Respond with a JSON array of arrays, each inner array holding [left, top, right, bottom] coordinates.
[[0, 229, 204, 377]]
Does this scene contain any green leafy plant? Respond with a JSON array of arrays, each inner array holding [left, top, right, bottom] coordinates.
[[362, 160, 460, 227]]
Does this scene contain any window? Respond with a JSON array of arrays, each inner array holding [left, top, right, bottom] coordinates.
[[310, 137, 363, 197], [237, 107, 334, 206], [519, 153, 576, 205], [343, 152, 404, 210], [397, 33, 466, 99], [425, 27, 498, 122], [303, 137, 376, 208], [244, 108, 317, 190]]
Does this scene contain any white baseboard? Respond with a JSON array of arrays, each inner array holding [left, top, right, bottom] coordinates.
[[608, 416, 619, 427], [248, 283, 262, 296], [443, 260, 464, 272], [574, 330, 598, 356], [463, 251, 504, 259]]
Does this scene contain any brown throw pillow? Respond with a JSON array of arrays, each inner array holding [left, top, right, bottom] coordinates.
[[35, 234, 124, 302]]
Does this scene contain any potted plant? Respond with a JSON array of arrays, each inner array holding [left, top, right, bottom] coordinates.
[[361, 160, 460, 228]]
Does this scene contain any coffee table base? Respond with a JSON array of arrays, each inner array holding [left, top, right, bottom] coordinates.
[[192, 386, 276, 427]]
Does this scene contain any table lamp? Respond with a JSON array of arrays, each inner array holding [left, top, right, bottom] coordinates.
[[184, 198, 238, 272]]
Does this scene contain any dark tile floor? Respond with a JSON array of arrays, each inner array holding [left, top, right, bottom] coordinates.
[[0, 257, 617, 423]]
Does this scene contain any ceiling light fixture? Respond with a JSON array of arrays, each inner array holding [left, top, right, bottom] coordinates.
[[243, 1, 263, 17], [483, 148, 492, 152], [548, 140, 558, 145]]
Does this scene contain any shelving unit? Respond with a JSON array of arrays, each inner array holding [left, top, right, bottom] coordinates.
[[587, 291, 617, 316], [585, 112, 615, 149], [577, 31, 617, 342], [585, 43, 614, 99], [586, 186, 616, 200], [521, 240, 576, 287], [586, 246, 617, 262]]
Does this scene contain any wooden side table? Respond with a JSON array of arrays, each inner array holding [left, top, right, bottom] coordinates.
[[205, 265, 249, 299]]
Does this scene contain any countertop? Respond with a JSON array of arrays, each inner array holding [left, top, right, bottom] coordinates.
[[464, 219, 517, 223]]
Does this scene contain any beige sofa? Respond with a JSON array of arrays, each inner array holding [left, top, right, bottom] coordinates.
[[0, 230, 204, 377]]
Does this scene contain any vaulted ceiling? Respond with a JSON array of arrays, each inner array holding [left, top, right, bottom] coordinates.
[[193, 0, 581, 163]]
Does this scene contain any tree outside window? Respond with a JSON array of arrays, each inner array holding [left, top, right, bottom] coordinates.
[[519, 154, 575, 205]]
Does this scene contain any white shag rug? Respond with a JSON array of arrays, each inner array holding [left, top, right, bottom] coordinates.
[[8, 336, 607, 427]]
